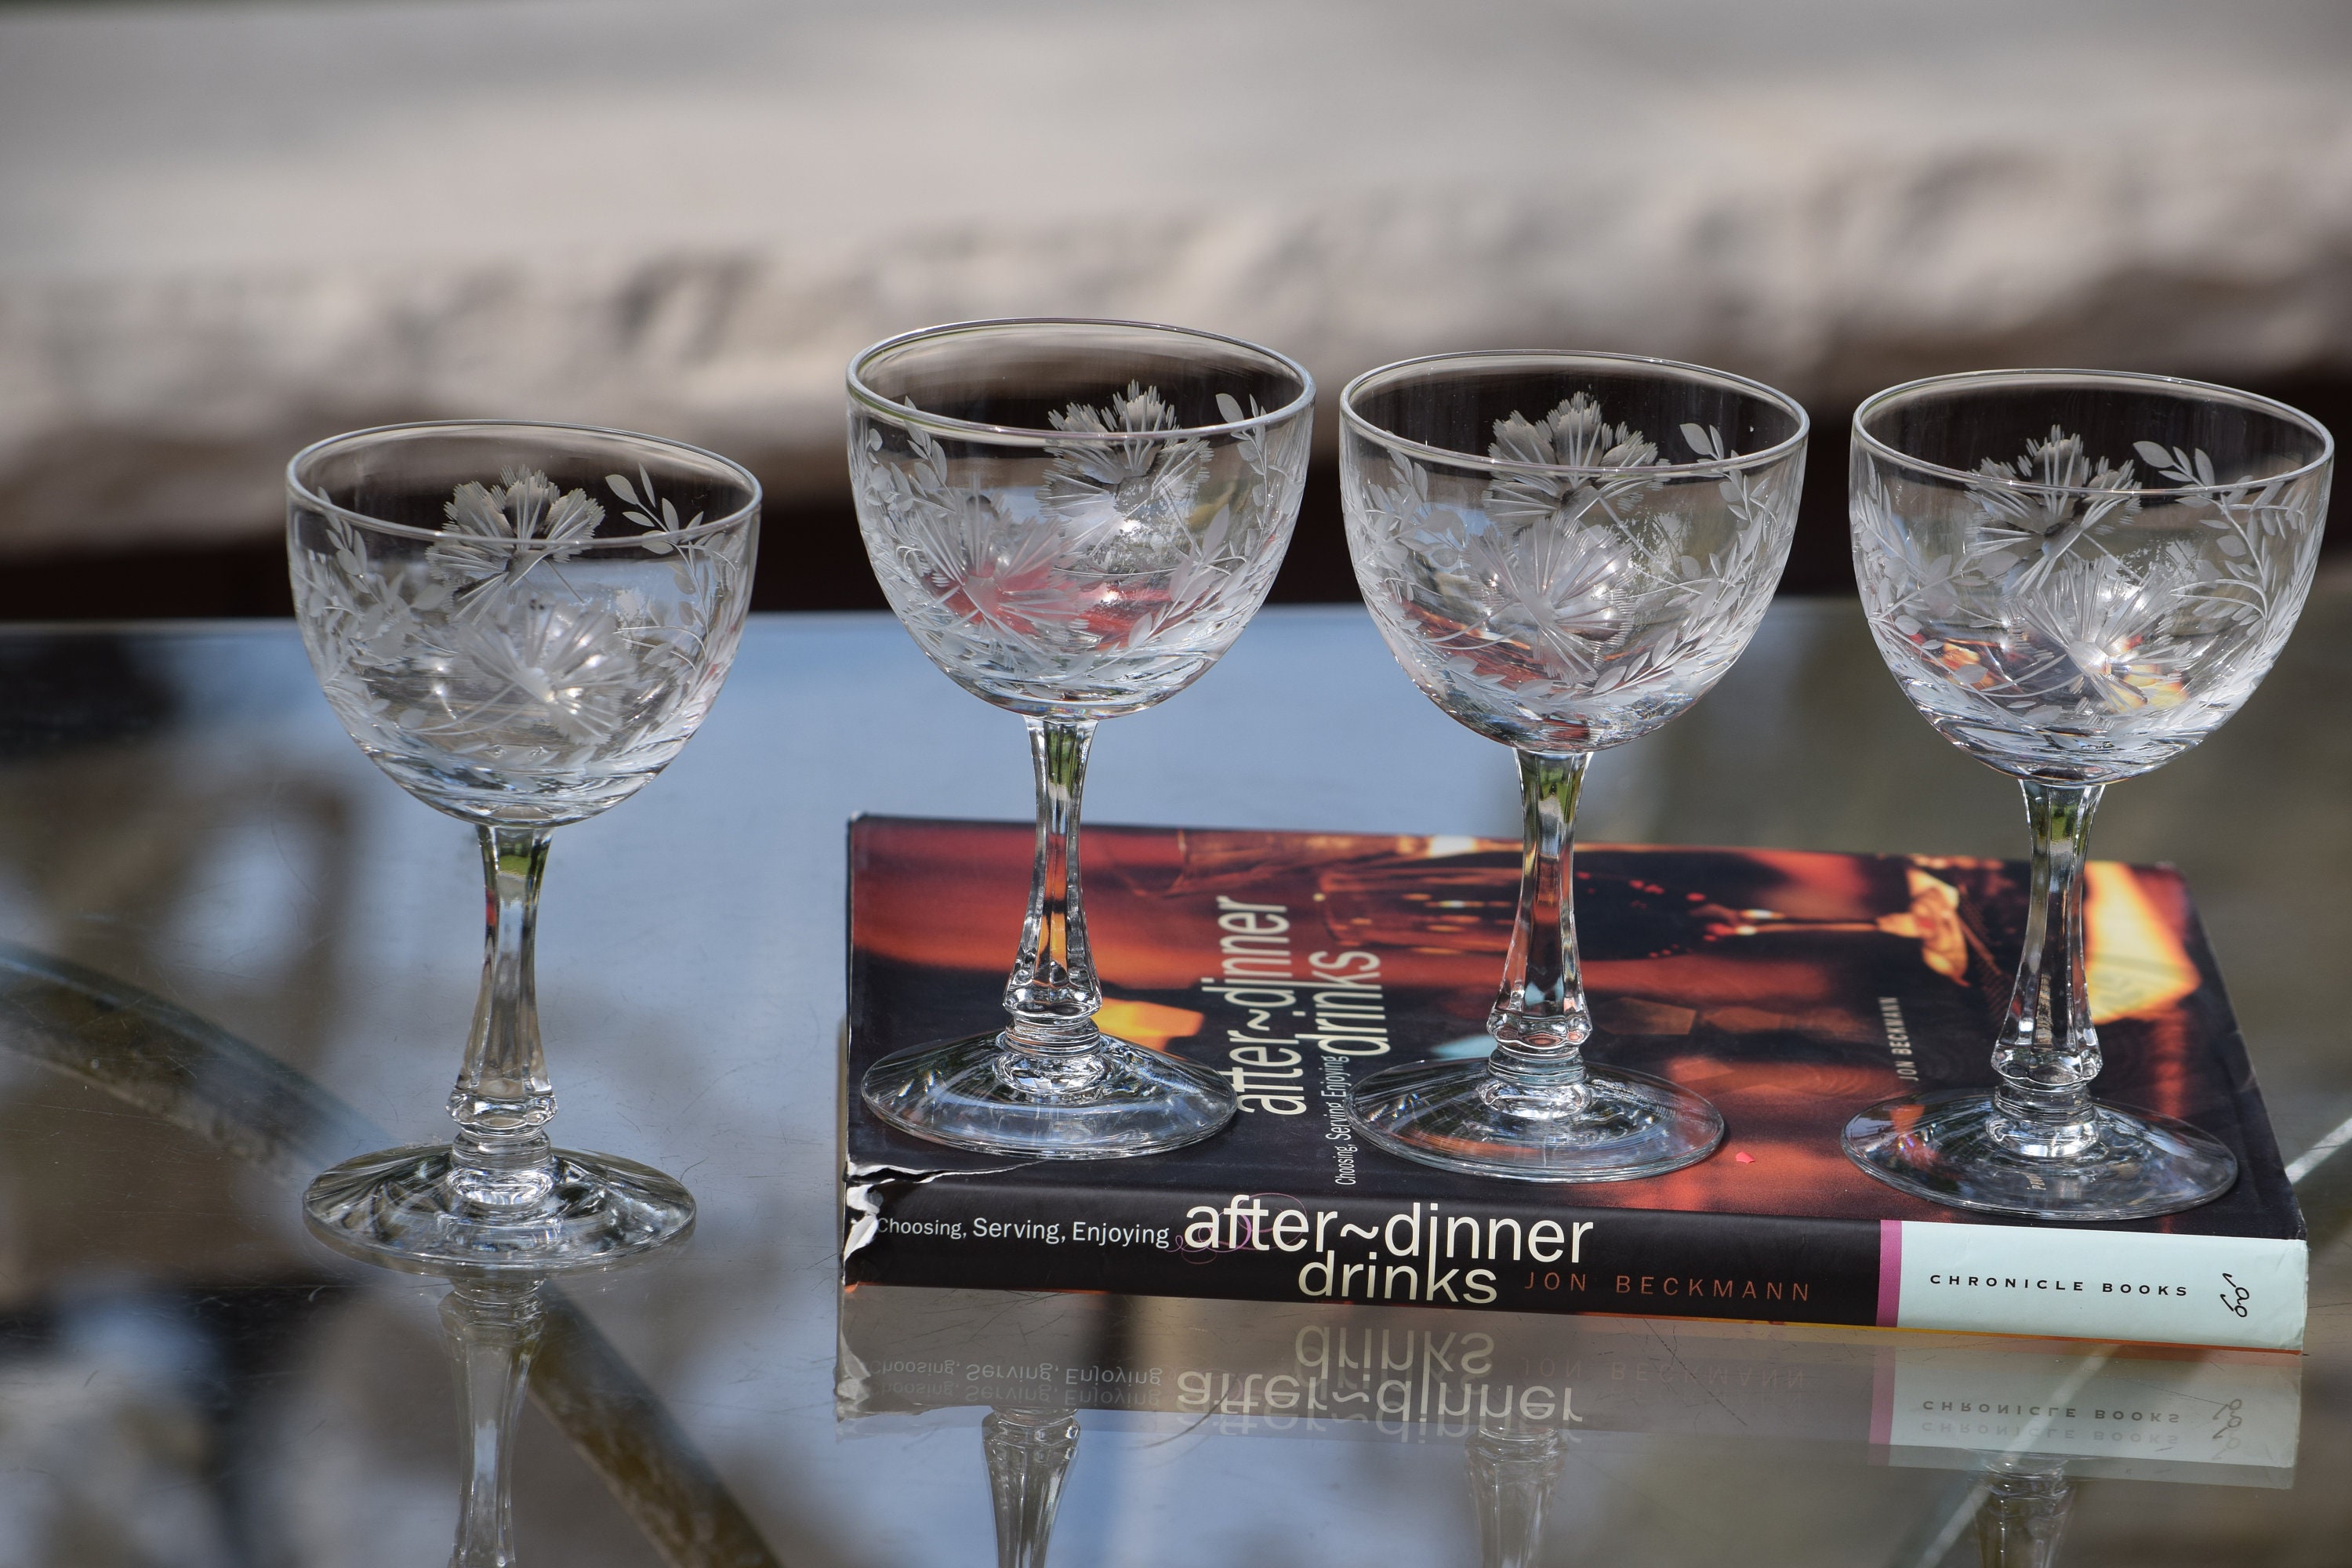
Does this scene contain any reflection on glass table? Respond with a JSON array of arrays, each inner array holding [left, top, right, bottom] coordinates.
[[840, 1281, 2299, 1568], [0, 602, 2344, 1565], [0, 940, 767, 1568], [442, 1276, 546, 1568]]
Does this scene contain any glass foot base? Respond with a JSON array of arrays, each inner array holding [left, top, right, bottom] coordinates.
[[1842, 1091, 2238, 1221], [1348, 1055, 1724, 1183], [303, 1144, 695, 1275], [861, 1031, 1236, 1160]]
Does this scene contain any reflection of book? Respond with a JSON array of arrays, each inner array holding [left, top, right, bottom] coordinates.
[[843, 818, 2306, 1350], [835, 1285, 2299, 1486]]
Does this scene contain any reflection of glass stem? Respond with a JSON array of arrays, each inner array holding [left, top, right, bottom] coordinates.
[[1000, 719, 1106, 1094], [1975, 1458, 2073, 1568], [1486, 750, 1595, 1112], [444, 1279, 549, 1568], [1991, 782, 2105, 1158], [1467, 1417, 1565, 1568], [982, 1406, 1080, 1568], [448, 826, 561, 1210]]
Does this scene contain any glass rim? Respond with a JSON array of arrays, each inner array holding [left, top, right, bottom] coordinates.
[[1852, 367, 2337, 498], [845, 317, 1317, 445], [285, 419, 764, 545], [1338, 349, 1810, 478]]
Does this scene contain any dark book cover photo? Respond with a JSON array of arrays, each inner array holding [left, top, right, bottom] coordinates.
[[842, 818, 2303, 1348]]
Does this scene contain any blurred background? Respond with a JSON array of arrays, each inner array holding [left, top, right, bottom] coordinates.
[[3, 0, 2350, 615], [2, 10, 2350, 1566]]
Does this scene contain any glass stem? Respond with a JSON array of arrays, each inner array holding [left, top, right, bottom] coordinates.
[[1991, 781, 2104, 1156], [1486, 750, 1594, 1105], [1973, 1460, 2073, 1568], [982, 1406, 1080, 1568], [1468, 1416, 1566, 1568], [1000, 719, 1105, 1089], [448, 825, 560, 1211], [443, 1280, 546, 1568]]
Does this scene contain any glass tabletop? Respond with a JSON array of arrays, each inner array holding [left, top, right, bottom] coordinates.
[[0, 586, 2344, 1566]]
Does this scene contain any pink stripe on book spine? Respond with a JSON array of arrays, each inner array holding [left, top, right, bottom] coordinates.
[[1867, 1346, 1896, 1448], [1877, 1219, 1902, 1327]]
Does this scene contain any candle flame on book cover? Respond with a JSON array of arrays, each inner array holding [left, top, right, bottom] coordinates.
[[844, 818, 2304, 1351]]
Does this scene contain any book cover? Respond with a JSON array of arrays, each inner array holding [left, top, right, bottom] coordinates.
[[841, 817, 2306, 1351], [836, 1283, 2300, 1485]]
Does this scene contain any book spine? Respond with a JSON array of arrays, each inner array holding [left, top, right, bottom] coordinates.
[[1884, 1219, 2305, 1350], [844, 1177, 2306, 1351], [847, 1173, 1881, 1327]]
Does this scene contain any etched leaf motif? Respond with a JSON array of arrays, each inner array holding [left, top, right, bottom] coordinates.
[[920, 488, 1068, 642], [291, 463, 752, 824], [1854, 464, 1969, 641], [850, 380, 1301, 713], [604, 466, 717, 594], [1855, 423, 2325, 782], [1344, 394, 1796, 750]]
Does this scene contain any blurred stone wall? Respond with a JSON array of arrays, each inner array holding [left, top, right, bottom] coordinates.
[[3, 0, 2350, 555]]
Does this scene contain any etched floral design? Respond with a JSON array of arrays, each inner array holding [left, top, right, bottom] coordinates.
[[851, 383, 1306, 715], [2130, 439, 2313, 629], [1965, 427, 2140, 588], [445, 598, 635, 746], [290, 465, 752, 823], [1483, 393, 1662, 531], [1675, 421, 1795, 629], [858, 419, 1076, 661], [1039, 383, 1210, 564], [1217, 390, 1287, 494], [896, 454, 1069, 646], [2001, 551, 2193, 713], [429, 468, 605, 596], [1853, 463, 1968, 644], [1344, 398, 1797, 749], [1854, 425, 2326, 781], [1457, 523, 1638, 676]]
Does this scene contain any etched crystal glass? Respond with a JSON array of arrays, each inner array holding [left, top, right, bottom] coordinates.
[[849, 319, 1312, 1157], [289, 421, 759, 1269], [1846, 370, 2331, 1219], [1341, 351, 1807, 1181]]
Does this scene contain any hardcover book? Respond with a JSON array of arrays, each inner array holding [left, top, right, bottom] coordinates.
[[841, 817, 2306, 1351]]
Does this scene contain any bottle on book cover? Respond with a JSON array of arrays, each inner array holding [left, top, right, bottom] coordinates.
[[843, 818, 2307, 1351]]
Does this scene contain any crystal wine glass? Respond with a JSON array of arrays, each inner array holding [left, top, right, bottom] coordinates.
[[1341, 351, 1808, 1181], [1846, 370, 2331, 1219], [289, 421, 759, 1269], [849, 319, 1313, 1158]]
